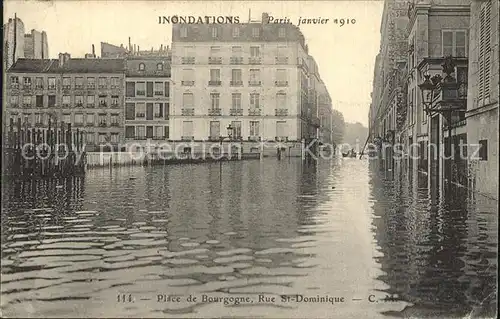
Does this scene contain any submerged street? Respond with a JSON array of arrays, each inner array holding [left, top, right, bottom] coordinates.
[[1, 158, 497, 318]]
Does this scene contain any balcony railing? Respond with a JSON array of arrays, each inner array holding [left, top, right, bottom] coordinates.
[[248, 136, 261, 141], [182, 80, 195, 86], [208, 80, 222, 86], [275, 109, 288, 116], [230, 80, 243, 86], [62, 85, 71, 90], [136, 90, 146, 96], [275, 56, 289, 64], [35, 85, 43, 90], [182, 108, 195, 116], [208, 108, 222, 116], [275, 81, 288, 87], [181, 57, 195, 64], [87, 103, 95, 108], [181, 136, 194, 141], [75, 103, 84, 108], [136, 112, 145, 118], [23, 104, 32, 108], [208, 57, 222, 64], [10, 84, 19, 89], [48, 85, 56, 90], [87, 85, 96, 89], [99, 102, 107, 107], [154, 113, 162, 118], [275, 136, 289, 142], [110, 103, 120, 108], [229, 108, 243, 116], [248, 108, 261, 116], [99, 123, 108, 127], [249, 57, 261, 64], [110, 122, 120, 127], [230, 57, 243, 64], [75, 85, 84, 90], [249, 81, 261, 86]]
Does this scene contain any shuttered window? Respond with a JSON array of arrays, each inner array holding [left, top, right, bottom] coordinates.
[[478, 0, 492, 104]]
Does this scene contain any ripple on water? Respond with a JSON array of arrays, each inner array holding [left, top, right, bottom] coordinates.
[[214, 255, 254, 264], [161, 248, 209, 258], [163, 258, 199, 265], [255, 248, 295, 255]]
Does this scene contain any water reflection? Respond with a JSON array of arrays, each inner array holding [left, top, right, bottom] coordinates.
[[369, 160, 498, 318]]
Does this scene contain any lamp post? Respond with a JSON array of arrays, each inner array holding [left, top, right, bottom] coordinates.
[[418, 56, 462, 196], [219, 124, 233, 183]]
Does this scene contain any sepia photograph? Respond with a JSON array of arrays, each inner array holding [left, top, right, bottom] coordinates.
[[1, 0, 498, 318]]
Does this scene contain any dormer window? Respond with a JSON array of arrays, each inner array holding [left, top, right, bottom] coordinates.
[[157, 63, 163, 71], [180, 26, 188, 38], [139, 63, 145, 71], [232, 27, 240, 38], [252, 27, 260, 38]]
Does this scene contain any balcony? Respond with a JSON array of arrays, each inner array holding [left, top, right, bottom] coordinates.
[[152, 136, 165, 140], [230, 80, 243, 86], [230, 57, 243, 64], [275, 81, 288, 87], [87, 103, 95, 108], [87, 85, 96, 90], [10, 84, 19, 89], [249, 57, 261, 64], [75, 103, 84, 108], [154, 113, 162, 118], [98, 85, 107, 89], [229, 108, 243, 116], [35, 85, 43, 90], [249, 81, 261, 87], [23, 85, 32, 91], [99, 123, 108, 127], [110, 122, 120, 127], [74, 122, 84, 127], [181, 57, 195, 64], [208, 80, 222, 86], [209, 57, 222, 64], [23, 104, 32, 108], [248, 136, 261, 141], [182, 80, 195, 86], [182, 108, 195, 116], [110, 103, 120, 109], [62, 85, 71, 90], [86, 123, 94, 127], [99, 102, 107, 107], [75, 85, 84, 90], [208, 108, 222, 116], [275, 57, 289, 64], [275, 109, 288, 116], [181, 136, 194, 141], [248, 108, 261, 116], [136, 112, 145, 118], [35, 122, 44, 128], [208, 136, 221, 142], [48, 85, 56, 90], [136, 90, 146, 96], [275, 136, 289, 142]]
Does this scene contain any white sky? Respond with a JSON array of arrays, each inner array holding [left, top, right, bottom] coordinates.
[[4, 0, 383, 126]]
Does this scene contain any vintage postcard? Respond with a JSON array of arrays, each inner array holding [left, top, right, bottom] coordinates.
[[1, 0, 498, 318]]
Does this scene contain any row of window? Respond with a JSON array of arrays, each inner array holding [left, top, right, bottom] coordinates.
[[182, 92, 289, 110], [125, 102, 169, 120], [9, 94, 121, 108], [9, 76, 122, 89], [138, 63, 164, 71], [181, 120, 288, 139], [125, 81, 170, 97], [179, 25, 287, 39], [9, 112, 120, 127], [181, 68, 288, 85], [179, 46, 288, 60], [125, 126, 169, 139]]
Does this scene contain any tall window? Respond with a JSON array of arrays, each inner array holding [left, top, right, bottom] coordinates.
[[232, 27, 240, 38], [75, 95, 84, 106], [249, 69, 260, 83], [86, 113, 95, 125], [86, 95, 94, 106], [126, 82, 135, 97], [442, 30, 467, 57], [210, 121, 220, 138], [48, 78, 56, 89], [252, 27, 260, 38], [278, 28, 286, 38], [88, 77, 96, 88], [232, 93, 242, 109], [250, 93, 260, 109], [136, 82, 145, 96], [136, 103, 146, 117], [478, 1, 492, 103], [210, 93, 220, 109], [276, 121, 286, 138], [183, 93, 194, 108], [98, 77, 107, 88], [180, 26, 187, 38], [75, 77, 84, 89], [125, 103, 135, 120], [276, 69, 287, 82], [232, 69, 242, 83], [277, 92, 287, 109], [211, 27, 218, 38], [182, 69, 194, 85], [231, 121, 242, 138], [62, 77, 71, 88], [250, 46, 260, 57], [210, 46, 221, 56], [210, 69, 221, 82], [250, 121, 260, 136]]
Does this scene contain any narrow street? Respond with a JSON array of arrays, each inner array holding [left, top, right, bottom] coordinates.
[[1, 158, 497, 318]]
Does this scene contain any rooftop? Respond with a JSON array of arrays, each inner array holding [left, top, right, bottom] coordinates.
[[8, 58, 126, 73]]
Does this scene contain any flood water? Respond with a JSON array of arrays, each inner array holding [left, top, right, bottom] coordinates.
[[1, 158, 497, 318]]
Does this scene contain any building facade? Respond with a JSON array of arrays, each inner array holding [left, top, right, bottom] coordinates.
[[3, 17, 25, 71], [466, 0, 499, 199], [124, 57, 171, 148], [170, 13, 324, 155], [24, 29, 49, 59], [5, 54, 126, 151]]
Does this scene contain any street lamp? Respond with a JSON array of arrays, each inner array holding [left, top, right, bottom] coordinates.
[[219, 124, 233, 183], [418, 56, 463, 195]]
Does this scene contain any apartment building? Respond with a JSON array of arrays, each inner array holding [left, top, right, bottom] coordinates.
[[3, 16, 25, 71], [24, 29, 48, 59], [317, 80, 333, 145], [124, 57, 171, 147], [408, 0, 470, 188], [466, 0, 499, 199], [5, 54, 126, 151], [170, 12, 323, 153]]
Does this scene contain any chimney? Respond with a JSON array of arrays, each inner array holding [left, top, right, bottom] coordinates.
[[134, 44, 136, 54], [63, 53, 71, 64], [92, 44, 95, 56], [262, 12, 269, 24], [58, 53, 64, 67], [160, 44, 163, 51], [128, 37, 132, 51]]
